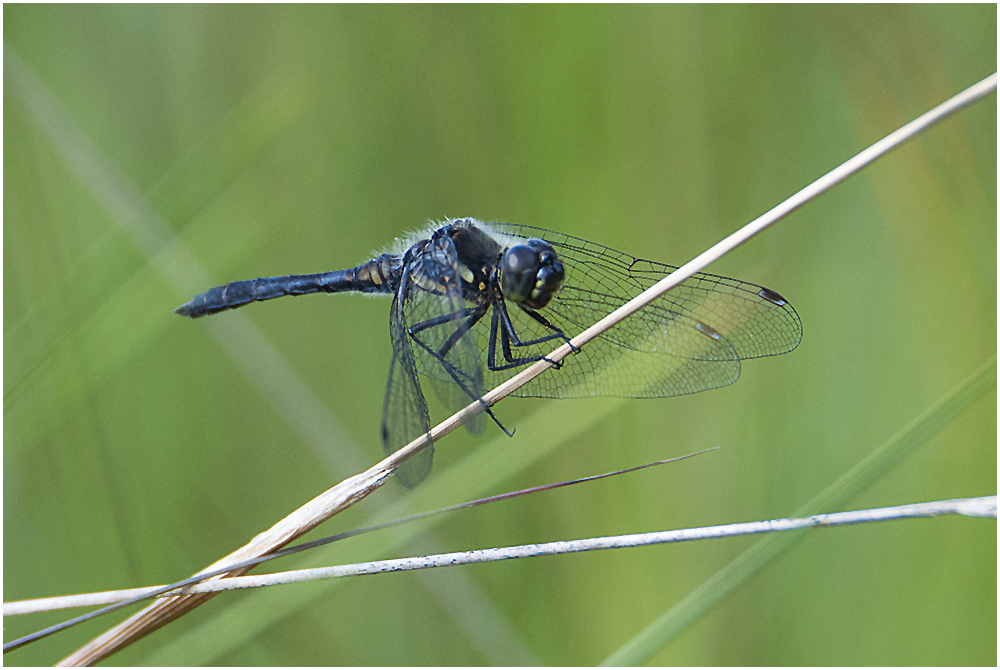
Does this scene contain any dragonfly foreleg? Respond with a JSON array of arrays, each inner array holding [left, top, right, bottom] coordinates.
[[485, 299, 576, 372], [513, 302, 577, 352]]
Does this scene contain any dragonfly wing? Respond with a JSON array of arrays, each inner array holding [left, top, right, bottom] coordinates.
[[497, 292, 744, 398], [382, 290, 434, 488], [405, 232, 487, 433], [489, 224, 802, 398]]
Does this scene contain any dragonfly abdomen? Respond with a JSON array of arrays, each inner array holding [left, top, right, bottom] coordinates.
[[174, 254, 400, 318]]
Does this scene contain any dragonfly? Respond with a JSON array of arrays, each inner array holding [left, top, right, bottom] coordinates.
[[175, 218, 802, 487]]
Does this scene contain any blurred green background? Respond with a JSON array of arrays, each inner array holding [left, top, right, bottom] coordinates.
[[4, 5, 995, 666]]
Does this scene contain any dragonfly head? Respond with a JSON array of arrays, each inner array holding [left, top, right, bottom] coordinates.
[[500, 238, 565, 309]]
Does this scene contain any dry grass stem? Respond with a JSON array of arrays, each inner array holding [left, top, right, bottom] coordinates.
[[56, 467, 393, 665], [13, 496, 989, 615]]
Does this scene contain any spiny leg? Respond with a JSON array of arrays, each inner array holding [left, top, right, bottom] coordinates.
[[408, 304, 484, 336], [486, 300, 572, 372], [408, 307, 514, 437]]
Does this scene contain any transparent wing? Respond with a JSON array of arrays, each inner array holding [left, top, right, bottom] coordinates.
[[404, 232, 487, 433], [381, 290, 433, 488], [478, 223, 803, 399]]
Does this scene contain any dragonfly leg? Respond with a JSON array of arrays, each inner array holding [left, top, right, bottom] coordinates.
[[486, 306, 547, 372], [408, 305, 482, 336], [514, 303, 578, 353], [408, 308, 513, 437], [486, 300, 573, 372], [433, 303, 489, 360]]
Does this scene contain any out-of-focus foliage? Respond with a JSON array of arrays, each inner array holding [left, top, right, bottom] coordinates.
[[4, 5, 995, 665]]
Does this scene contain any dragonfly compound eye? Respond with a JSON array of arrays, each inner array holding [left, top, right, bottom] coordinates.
[[500, 244, 541, 303]]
